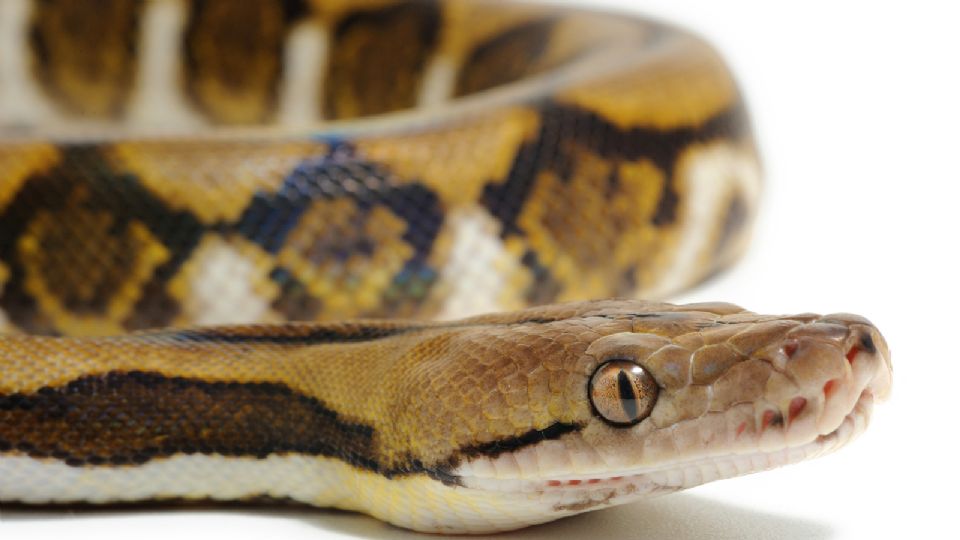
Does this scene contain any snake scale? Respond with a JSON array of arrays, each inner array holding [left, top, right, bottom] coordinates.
[[0, 0, 892, 534]]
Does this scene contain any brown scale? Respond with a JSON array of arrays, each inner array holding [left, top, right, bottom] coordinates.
[[323, 1, 441, 119], [20, 188, 145, 315], [29, 0, 143, 117], [16, 185, 170, 335], [183, 0, 306, 124], [454, 18, 556, 97]]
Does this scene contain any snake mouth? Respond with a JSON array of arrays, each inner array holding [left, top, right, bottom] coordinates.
[[456, 389, 876, 502], [543, 389, 875, 494]]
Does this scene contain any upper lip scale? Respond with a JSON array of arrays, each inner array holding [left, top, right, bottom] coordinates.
[[457, 390, 874, 492]]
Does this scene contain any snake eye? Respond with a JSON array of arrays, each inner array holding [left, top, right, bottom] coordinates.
[[589, 360, 658, 426]]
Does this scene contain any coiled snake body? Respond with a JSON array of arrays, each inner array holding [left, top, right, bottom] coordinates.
[[0, 0, 892, 533]]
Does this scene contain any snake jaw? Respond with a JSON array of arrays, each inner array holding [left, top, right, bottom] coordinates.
[[451, 388, 877, 525]]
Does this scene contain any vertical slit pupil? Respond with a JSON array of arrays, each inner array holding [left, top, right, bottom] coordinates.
[[617, 369, 639, 421]]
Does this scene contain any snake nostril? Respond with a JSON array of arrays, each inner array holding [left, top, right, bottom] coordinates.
[[761, 409, 782, 432], [782, 339, 799, 359], [823, 379, 838, 397], [847, 330, 878, 364]]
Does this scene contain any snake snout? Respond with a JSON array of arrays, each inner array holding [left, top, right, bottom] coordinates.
[[769, 316, 891, 447], [817, 315, 893, 401]]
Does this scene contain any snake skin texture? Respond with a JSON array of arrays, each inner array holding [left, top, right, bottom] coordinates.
[[0, 0, 891, 534]]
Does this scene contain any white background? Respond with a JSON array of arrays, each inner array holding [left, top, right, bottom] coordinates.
[[2, 1, 959, 539]]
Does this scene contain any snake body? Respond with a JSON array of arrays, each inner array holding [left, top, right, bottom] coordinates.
[[0, 0, 892, 533]]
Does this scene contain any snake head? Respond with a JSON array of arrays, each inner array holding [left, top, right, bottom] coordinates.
[[405, 300, 891, 531]]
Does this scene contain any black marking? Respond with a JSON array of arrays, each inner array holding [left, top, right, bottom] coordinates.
[[325, 1, 442, 118], [237, 148, 367, 253], [456, 422, 580, 460], [0, 146, 204, 333], [235, 146, 446, 317], [182, 0, 309, 123], [29, 0, 143, 117], [0, 371, 585, 488], [481, 137, 543, 238], [378, 184, 444, 267], [519, 249, 563, 305], [161, 303, 599, 345], [269, 267, 324, 321], [617, 369, 639, 421], [0, 495, 323, 513], [0, 371, 377, 470], [237, 149, 443, 266], [164, 323, 425, 345], [859, 333, 877, 355], [482, 101, 751, 238], [455, 18, 557, 96]]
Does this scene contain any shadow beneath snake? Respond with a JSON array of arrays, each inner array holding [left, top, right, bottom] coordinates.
[[0, 492, 832, 540], [314, 493, 833, 540]]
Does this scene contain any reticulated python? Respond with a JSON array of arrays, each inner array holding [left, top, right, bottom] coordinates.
[[0, 0, 892, 534]]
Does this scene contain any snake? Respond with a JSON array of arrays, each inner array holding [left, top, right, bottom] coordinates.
[[0, 0, 893, 534]]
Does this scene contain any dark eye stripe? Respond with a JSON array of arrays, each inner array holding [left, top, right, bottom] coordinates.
[[617, 369, 639, 420]]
